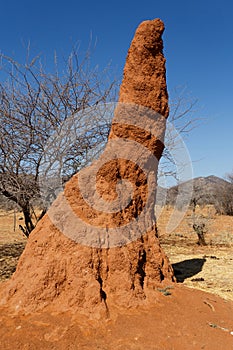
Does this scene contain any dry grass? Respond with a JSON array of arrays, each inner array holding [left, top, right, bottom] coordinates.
[[0, 209, 27, 244], [158, 205, 233, 301]]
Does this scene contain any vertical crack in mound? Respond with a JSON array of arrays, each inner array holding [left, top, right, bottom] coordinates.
[[136, 249, 147, 289], [95, 249, 110, 318]]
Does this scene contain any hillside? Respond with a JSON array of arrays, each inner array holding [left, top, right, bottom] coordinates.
[[166, 175, 233, 215]]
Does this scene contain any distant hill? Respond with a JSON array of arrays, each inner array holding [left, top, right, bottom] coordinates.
[[166, 175, 233, 215]]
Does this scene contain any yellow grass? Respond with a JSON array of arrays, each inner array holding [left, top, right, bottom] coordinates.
[[158, 206, 233, 301], [0, 209, 27, 243]]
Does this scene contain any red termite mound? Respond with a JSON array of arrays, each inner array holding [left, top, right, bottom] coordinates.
[[0, 18, 174, 318]]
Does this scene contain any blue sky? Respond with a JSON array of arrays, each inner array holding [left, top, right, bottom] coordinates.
[[1, 0, 232, 180]]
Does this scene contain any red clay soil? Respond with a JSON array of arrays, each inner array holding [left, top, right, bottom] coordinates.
[[1, 285, 233, 350]]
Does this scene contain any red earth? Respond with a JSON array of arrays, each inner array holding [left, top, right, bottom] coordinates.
[[1, 284, 233, 350]]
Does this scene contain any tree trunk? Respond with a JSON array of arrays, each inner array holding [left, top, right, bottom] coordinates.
[[193, 224, 207, 246], [20, 204, 35, 237]]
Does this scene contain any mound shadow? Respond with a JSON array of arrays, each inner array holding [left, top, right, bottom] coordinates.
[[172, 258, 206, 282]]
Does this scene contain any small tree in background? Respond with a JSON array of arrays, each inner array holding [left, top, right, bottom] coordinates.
[[189, 198, 210, 246]]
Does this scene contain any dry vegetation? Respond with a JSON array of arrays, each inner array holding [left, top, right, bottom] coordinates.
[[157, 205, 233, 301]]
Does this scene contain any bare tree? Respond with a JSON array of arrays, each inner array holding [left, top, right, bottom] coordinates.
[[190, 198, 208, 246], [0, 49, 116, 236], [158, 86, 198, 182]]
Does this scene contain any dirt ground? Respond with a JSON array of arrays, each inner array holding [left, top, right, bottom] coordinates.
[[1, 286, 233, 350], [0, 207, 233, 349], [158, 206, 233, 302]]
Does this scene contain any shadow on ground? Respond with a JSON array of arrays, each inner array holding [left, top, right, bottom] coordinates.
[[172, 258, 206, 282]]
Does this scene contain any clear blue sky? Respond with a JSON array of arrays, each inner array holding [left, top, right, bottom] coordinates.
[[1, 0, 232, 180]]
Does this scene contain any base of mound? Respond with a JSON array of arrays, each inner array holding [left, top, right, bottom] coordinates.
[[1, 284, 233, 350]]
